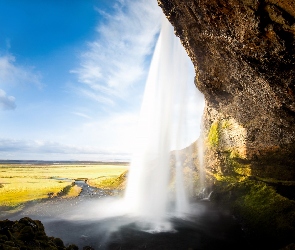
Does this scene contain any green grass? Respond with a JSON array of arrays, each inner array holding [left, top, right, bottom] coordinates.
[[0, 163, 129, 207], [88, 170, 128, 190], [0, 177, 72, 206]]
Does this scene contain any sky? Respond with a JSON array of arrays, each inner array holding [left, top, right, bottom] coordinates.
[[0, 0, 204, 161]]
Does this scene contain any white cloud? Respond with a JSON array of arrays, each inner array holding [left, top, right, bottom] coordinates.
[[0, 53, 43, 111], [0, 54, 43, 88], [0, 110, 140, 160], [71, 112, 92, 119], [78, 88, 115, 106], [66, 111, 139, 154], [0, 89, 16, 110], [71, 0, 161, 106], [0, 138, 129, 161]]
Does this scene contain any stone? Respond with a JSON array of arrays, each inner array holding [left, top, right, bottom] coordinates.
[[0, 217, 79, 250], [157, 0, 295, 248]]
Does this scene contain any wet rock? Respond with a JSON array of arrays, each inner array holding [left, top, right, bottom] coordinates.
[[82, 247, 95, 250], [66, 245, 79, 250]]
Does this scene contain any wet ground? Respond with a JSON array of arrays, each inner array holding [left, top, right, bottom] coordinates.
[[3, 183, 250, 250]]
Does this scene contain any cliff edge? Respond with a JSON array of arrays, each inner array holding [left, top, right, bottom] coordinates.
[[158, 0, 295, 248]]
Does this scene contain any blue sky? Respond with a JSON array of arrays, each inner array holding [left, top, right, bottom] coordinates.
[[0, 0, 204, 161]]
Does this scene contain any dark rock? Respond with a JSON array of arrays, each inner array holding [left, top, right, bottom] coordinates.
[[82, 247, 95, 250], [0, 217, 79, 250], [158, 0, 295, 178], [66, 245, 79, 250], [157, 0, 295, 248]]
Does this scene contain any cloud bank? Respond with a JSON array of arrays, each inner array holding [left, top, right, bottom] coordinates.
[[0, 138, 130, 161]]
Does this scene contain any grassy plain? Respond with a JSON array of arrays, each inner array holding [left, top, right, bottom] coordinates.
[[0, 163, 129, 208]]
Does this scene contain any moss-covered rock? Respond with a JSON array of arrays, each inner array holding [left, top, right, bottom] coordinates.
[[208, 120, 220, 147], [0, 217, 79, 250], [157, 0, 295, 247], [211, 179, 295, 249], [204, 145, 295, 248]]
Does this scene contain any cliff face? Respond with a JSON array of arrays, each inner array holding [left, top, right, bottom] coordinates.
[[158, 0, 295, 247], [158, 0, 295, 179]]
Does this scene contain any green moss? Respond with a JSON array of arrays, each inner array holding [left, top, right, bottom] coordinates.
[[211, 179, 295, 248], [227, 154, 251, 177], [208, 119, 231, 147], [211, 150, 251, 184], [208, 121, 220, 147], [208, 141, 295, 247], [213, 173, 243, 183], [235, 182, 295, 243], [228, 149, 240, 159], [221, 120, 231, 129]]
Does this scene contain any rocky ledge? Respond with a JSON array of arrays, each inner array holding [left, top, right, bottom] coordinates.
[[0, 217, 94, 250], [158, 0, 295, 248]]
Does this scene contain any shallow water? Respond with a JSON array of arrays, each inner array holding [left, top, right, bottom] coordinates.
[[6, 193, 249, 250]]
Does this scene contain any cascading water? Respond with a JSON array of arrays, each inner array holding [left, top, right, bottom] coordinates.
[[7, 8, 248, 249], [0, 1, 251, 246], [124, 14, 198, 229]]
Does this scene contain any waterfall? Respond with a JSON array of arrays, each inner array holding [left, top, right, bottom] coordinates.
[[124, 14, 198, 229]]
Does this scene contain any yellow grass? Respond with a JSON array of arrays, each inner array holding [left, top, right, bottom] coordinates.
[[88, 173, 126, 190], [0, 177, 71, 206], [0, 163, 129, 207], [64, 185, 82, 198]]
